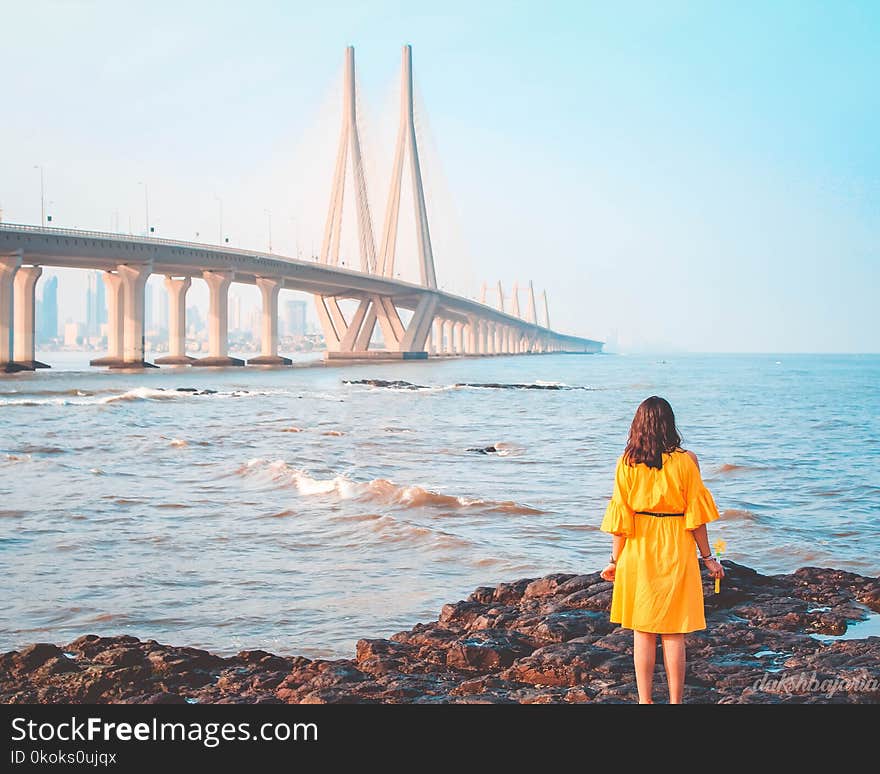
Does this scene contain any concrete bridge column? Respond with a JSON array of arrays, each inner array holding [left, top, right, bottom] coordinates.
[[488, 322, 497, 355], [427, 318, 437, 355], [248, 278, 291, 366], [494, 324, 503, 355], [13, 265, 48, 370], [465, 319, 475, 354], [155, 276, 193, 366], [443, 319, 454, 354], [118, 263, 153, 368], [507, 327, 515, 355], [454, 321, 464, 354], [434, 318, 444, 354], [0, 251, 22, 372], [195, 270, 243, 367], [91, 272, 124, 367]]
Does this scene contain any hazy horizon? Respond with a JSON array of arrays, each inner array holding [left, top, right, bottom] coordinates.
[[2, 1, 877, 354]]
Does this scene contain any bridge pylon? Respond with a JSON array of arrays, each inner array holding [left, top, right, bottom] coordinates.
[[318, 45, 439, 360]]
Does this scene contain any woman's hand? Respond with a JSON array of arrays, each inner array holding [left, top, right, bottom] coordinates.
[[702, 558, 724, 579], [600, 563, 616, 582]]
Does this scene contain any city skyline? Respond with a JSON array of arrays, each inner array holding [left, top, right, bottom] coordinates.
[[35, 269, 318, 351], [1, 2, 878, 352]]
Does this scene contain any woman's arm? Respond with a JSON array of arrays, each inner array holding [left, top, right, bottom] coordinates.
[[600, 535, 626, 582], [691, 524, 711, 557], [691, 522, 724, 580], [686, 452, 724, 580]]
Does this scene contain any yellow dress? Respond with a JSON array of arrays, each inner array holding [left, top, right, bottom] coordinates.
[[600, 450, 720, 634]]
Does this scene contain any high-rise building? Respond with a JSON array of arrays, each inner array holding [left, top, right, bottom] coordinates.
[[144, 283, 154, 332], [85, 271, 106, 337], [186, 305, 204, 336], [64, 321, 84, 347], [230, 293, 242, 332], [283, 299, 307, 337], [157, 285, 169, 332], [38, 275, 58, 343]]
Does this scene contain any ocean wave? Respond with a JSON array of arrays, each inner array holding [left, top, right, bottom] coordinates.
[[239, 459, 545, 515], [0, 386, 293, 407], [720, 508, 759, 522], [716, 463, 771, 475]]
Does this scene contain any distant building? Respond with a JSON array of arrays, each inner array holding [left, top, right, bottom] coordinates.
[[186, 305, 204, 336], [230, 293, 242, 332], [157, 285, 169, 332], [85, 271, 106, 338], [247, 308, 260, 338], [64, 321, 84, 347], [144, 283, 154, 331], [284, 299, 308, 337], [38, 275, 59, 343]]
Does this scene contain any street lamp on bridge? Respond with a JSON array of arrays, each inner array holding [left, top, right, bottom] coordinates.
[[264, 208, 273, 253], [33, 165, 46, 227], [214, 194, 223, 245], [137, 181, 151, 235]]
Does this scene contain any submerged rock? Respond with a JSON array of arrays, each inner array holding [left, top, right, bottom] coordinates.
[[343, 379, 427, 390], [1, 563, 877, 704]]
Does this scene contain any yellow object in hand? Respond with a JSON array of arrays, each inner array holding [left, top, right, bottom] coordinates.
[[713, 539, 726, 594]]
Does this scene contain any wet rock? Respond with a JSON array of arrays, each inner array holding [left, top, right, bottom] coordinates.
[[2, 563, 878, 704], [503, 641, 616, 687], [524, 573, 578, 599], [446, 630, 534, 671], [12, 643, 63, 672], [343, 379, 426, 390]]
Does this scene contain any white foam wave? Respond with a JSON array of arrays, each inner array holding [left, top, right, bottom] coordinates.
[[239, 459, 545, 514], [0, 386, 297, 407]]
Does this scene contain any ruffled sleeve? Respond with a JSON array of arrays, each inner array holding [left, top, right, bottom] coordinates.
[[600, 457, 635, 537], [684, 454, 720, 530]]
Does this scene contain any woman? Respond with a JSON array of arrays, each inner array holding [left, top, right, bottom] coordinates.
[[599, 396, 724, 704]]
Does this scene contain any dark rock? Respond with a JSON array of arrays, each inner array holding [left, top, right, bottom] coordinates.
[[445, 630, 534, 671], [14, 643, 63, 672], [343, 379, 426, 390], [503, 641, 616, 687], [2, 563, 877, 704]]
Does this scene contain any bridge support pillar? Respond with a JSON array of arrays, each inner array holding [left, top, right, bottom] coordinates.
[[108, 263, 155, 368], [155, 276, 194, 366], [13, 265, 48, 370], [0, 251, 23, 372], [90, 272, 124, 367], [427, 318, 436, 355], [443, 318, 453, 354], [248, 278, 291, 366], [431, 317, 443, 355], [454, 321, 464, 355], [194, 270, 243, 367]]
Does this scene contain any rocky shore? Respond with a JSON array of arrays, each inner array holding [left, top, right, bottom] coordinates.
[[2, 563, 878, 704]]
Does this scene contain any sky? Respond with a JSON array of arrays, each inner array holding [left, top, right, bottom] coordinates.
[[0, 0, 877, 352]]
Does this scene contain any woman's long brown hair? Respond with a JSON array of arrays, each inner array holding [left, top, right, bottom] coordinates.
[[623, 396, 682, 469]]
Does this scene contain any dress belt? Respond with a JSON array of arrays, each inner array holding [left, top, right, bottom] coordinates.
[[635, 511, 685, 517]]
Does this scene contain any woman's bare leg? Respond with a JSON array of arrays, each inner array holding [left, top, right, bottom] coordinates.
[[633, 630, 657, 703], [660, 633, 686, 704]]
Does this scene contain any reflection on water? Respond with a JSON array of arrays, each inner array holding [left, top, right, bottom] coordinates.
[[1, 352, 878, 657]]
